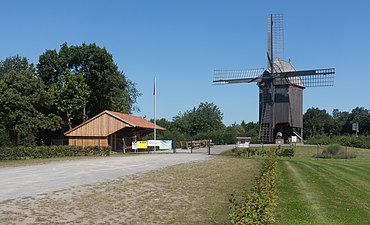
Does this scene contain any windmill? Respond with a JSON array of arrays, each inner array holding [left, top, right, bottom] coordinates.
[[213, 14, 335, 144]]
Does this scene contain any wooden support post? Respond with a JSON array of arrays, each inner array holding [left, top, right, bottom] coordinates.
[[114, 133, 117, 151]]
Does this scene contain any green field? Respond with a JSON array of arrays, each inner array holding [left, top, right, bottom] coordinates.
[[275, 146, 370, 224]]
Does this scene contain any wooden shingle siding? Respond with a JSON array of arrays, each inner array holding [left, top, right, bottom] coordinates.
[[66, 113, 129, 137], [68, 137, 108, 147]]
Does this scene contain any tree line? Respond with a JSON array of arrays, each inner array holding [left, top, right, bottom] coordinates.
[[0, 43, 140, 146], [303, 107, 370, 138], [150, 102, 259, 145], [152, 104, 369, 146]]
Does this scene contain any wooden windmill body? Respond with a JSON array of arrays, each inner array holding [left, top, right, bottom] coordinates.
[[213, 14, 335, 144]]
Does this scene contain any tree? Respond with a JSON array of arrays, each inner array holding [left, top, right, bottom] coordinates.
[[331, 109, 350, 135], [303, 107, 332, 138], [349, 107, 370, 135], [0, 55, 30, 78], [37, 43, 140, 127], [171, 102, 224, 137], [0, 57, 62, 146], [53, 71, 91, 130], [241, 120, 259, 136]]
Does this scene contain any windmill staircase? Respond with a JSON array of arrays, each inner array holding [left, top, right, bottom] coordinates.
[[259, 88, 274, 143]]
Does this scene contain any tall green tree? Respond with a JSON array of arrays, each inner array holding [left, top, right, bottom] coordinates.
[[37, 43, 140, 127], [303, 107, 332, 138], [53, 71, 91, 130], [241, 120, 259, 137], [0, 57, 61, 146], [349, 107, 370, 135], [171, 102, 224, 137], [0, 55, 30, 78], [331, 109, 350, 135]]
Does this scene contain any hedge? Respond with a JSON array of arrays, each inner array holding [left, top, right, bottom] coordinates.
[[228, 147, 294, 159], [229, 150, 277, 225], [0, 146, 111, 160], [306, 135, 370, 149]]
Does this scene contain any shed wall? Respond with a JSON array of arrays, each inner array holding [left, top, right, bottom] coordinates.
[[66, 113, 128, 137], [68, 137, 108, 147]]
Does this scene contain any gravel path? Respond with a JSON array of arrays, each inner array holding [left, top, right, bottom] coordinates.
[[0, 153, 210, 201], [0, 145, 234, 202]]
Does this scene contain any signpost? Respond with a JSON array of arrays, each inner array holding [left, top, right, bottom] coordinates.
[[153, 76, 157, 153], [352, 122, 359, 137]]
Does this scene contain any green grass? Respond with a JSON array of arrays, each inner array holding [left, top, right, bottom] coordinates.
[[275, 146, 370, 224]]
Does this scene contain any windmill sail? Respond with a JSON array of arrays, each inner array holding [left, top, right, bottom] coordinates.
[[213, 68, 264, 84], [271, 68, 335, 87]]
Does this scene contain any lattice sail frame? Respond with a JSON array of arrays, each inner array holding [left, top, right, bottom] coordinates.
[[268, 14, 284, 64], [271, 68, 335, 87], [295, 69, 335, 87], [213, 68, 264, 84]]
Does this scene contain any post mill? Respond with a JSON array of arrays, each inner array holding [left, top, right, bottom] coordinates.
[[213, 14, 335, 144]]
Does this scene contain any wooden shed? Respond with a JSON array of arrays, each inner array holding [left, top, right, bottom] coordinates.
[[64, 110, 165, 151]]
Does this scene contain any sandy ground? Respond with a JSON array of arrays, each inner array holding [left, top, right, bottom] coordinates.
[[0, 153, 209, 202], [0, 145, 260, 224], [0, 145, 234, 201]]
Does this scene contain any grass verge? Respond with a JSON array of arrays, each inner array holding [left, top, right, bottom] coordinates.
[[275, 146, 370, 224]]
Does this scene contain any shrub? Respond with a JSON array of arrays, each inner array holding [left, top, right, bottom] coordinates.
[[326, 144, 341, 155], [229, 151, 277, 224], [227, 147, 293, 159], [275, 146, 295, 158], [313, 144, 356, 159], [0, 145, 111, 160]]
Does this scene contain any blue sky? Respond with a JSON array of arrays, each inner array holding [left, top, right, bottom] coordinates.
[[1, 0, 369, 125]]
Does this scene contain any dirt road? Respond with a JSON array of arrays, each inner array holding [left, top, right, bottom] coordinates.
[[0, 145, 234, 201]]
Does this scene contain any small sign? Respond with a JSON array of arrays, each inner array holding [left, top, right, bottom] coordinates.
[[148, 140, 172, 150], [137, 141, 148, 149], [352, 123, 359, 132], [148, 140, 161, 147], [132, 141, 137, 150], [159, 140, 172, 150]]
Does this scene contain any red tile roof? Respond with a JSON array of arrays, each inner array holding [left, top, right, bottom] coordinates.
[[107, 111, 165, 130], [64, 110, 165, 136]]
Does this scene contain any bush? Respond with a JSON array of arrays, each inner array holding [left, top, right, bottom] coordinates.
[[229, 151, 277, 224], [0, 145, 111, 160], [326, 144, 341, 155], [229, 148, 266, 158], [275, 147, 295, 158], [313, 144, 356, 159], [227, 147, 294, 159]]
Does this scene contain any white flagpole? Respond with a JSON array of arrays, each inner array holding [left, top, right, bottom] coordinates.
[[154, 76, 157, 152]]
